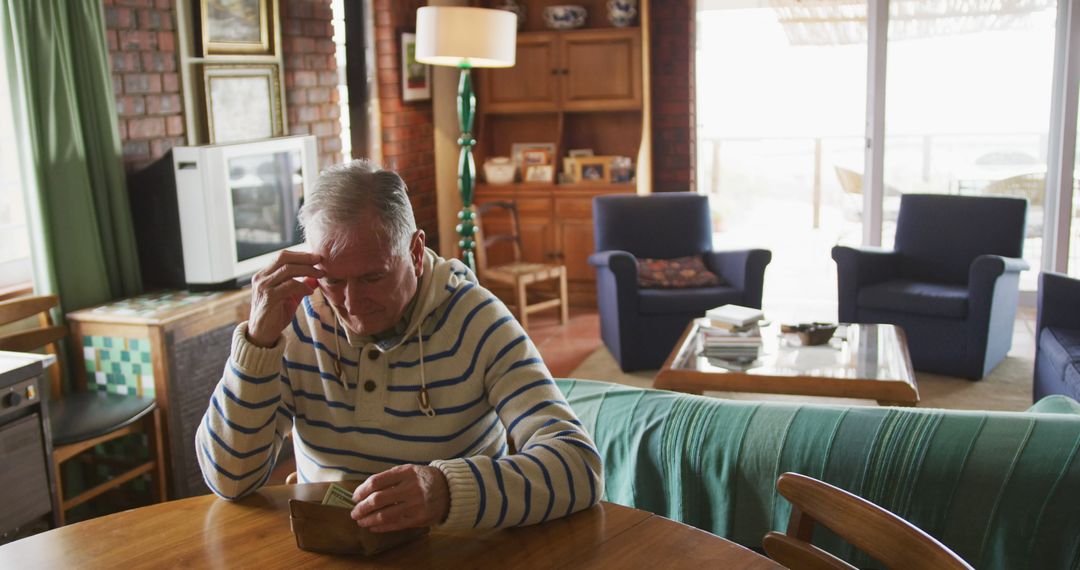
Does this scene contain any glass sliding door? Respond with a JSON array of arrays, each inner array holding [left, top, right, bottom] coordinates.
[[881, 0, 1058, 291], [1072, 114, 1080, 276], [695, 0, 867, 320]]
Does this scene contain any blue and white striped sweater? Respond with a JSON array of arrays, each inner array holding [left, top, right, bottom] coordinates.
[[196, 249, 603, 529]]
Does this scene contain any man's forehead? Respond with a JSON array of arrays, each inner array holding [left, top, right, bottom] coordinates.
[[316, 234, 396, 272]]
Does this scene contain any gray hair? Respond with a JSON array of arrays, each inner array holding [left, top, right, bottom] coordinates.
[[298, 159, 416, 257]]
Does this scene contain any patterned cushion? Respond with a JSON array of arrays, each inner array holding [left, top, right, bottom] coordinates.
[[636, 255, 724, 289]]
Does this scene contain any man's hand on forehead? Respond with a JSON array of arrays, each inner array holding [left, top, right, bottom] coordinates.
[[245, 250, 325, 348]]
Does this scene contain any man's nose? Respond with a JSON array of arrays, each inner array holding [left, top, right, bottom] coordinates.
[[344, 282, 365, 314]]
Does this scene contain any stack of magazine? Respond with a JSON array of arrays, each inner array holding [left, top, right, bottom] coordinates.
[[697, 304, 766, 368]]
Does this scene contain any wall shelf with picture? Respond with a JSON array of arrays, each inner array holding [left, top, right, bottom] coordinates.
[[175, 0, 289, 145], [474, 27, 646, 189]]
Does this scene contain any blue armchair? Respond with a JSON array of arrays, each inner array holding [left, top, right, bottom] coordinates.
[[832, 194, 1028, 380], [589, 193, 771, 371], [1035, 271, 1080, 402]]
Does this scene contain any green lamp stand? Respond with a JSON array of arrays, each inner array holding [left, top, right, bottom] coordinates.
[[414, 6, 517, 273]]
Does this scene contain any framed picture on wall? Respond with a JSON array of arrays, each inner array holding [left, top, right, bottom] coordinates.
[[199, 0, 272, 56], [202, 64, 283, 143], [401, 32, 431, 102]]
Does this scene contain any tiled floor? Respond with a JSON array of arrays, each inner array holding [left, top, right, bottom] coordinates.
[[522, 309, 603, 377]]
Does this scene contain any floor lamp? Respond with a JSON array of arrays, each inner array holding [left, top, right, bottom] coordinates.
[[415, 7, 516, 273]]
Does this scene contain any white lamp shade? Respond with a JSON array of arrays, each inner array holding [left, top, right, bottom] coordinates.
[[415, 7, 516, 68]]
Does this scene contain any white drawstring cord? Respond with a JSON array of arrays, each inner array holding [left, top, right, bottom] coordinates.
[[332, 316, 350, 383], [416, 332, 436, 417]]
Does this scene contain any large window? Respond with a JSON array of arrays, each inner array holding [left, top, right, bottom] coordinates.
[[696, 0, 867, 320], [331, 0, 351, 161], [0, 28, 32, 291], [697, 0, 1070, 311], [882, 0, 1057, 291]]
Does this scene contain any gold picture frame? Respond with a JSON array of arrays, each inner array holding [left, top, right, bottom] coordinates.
[[524, 164, 555, 183], [199, 0, 272, 56], [202, 64, 283, 143], [571, 156, 613, 184]]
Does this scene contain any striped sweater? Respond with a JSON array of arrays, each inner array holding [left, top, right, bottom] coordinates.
[[195, 249, 603, 529]]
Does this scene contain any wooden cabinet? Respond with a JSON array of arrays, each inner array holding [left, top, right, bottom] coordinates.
[[483, 34, 559, 113], [67, 290, 251, 500], [471, 2, 650, 308], [561, 30, 642, 111], [475, 185, 629, 307], [481, 28, 642, 113]]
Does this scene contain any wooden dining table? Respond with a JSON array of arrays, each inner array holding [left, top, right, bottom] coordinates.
[[0, 483, 782, 569]]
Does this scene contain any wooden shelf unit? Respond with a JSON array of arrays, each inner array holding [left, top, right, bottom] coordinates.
[[473, 2, 651, 308]]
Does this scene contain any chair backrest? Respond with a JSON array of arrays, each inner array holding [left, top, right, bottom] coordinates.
[[0, 295, 67, 399], [593, 193, 713, 259], [834, 166, 863, 195], [893, 193, 1026, 285], [763, 472, 973, 570], [474, 200, 523, 275]]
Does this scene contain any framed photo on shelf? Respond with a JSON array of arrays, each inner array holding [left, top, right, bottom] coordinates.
[[199, 0, 272, 56], [511, 142, 556, 176], [521, 148, 551, 166], [572, 156, 613, 184], [524, 164, 555, 183], [401, 32, 431, 102], [202, 64, 283, 143]]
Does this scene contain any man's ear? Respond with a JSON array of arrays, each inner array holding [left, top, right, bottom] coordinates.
[[411, 230, 426, 276]]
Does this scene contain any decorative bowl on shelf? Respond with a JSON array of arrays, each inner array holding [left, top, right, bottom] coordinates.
[[780, 322, 838, 347], [495, 0, 527, 30], [543, 5, 587, 29], [483, 157, 515, 185], [607, 0, 637, 27]]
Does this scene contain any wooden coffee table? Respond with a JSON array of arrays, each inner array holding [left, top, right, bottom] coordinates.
[[654, 321, 919, 406]]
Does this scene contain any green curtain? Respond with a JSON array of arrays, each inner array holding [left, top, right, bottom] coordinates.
[[0, 0, 141, 312]]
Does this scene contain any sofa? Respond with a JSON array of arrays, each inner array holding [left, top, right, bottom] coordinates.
[[1035, 271, 1080, 402], [556, 379, 1080, 569]]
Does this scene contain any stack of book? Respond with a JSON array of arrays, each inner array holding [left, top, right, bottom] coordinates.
[[698, 304, 766, 363]]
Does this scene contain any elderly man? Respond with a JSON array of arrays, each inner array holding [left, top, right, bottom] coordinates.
[[196, 160, 602, 532]]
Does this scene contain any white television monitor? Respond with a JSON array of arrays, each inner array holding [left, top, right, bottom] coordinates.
[[130, 135, 318, 290]]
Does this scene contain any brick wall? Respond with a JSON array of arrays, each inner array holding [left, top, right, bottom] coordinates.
[[281, 0, 342, 170], [105, 0, 184, 172], [372, 0, 439, 251], [650, 0, 695, 192]]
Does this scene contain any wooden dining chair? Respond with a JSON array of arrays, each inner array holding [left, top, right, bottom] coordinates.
[[0, 295, 167, 525], [474, 201, 569, 330], [763, 472, 973, 570]]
